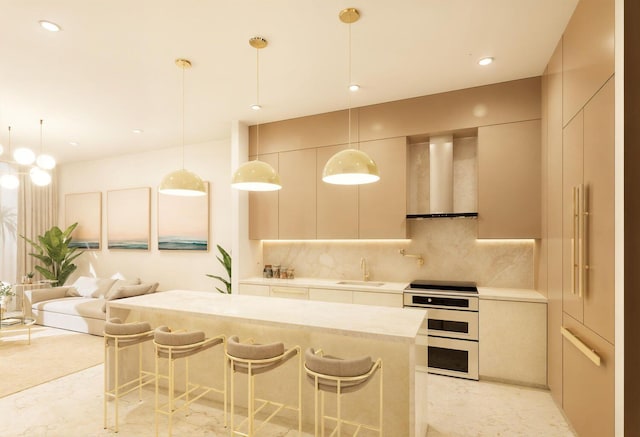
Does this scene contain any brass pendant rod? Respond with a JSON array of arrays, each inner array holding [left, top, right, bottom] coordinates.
[[256, 46, 261, 160], [181, 64, 185, 170], [40, 119, 43, 154]]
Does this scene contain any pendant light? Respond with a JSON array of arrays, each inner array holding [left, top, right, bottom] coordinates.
[[322, 8, 380, 185], [231, 37, 282, 192], [159, 59, 207, 197], [0, 127, 19, 189], [36, 119, 56, 170]]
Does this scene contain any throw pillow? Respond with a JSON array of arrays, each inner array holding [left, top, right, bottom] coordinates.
[[70, 276, 100, 298], [105, 278, 141, 300], [106, 283, 153, 301], [92, 277, 118, 298]]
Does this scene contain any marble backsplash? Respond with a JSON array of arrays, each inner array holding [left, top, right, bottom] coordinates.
[[263, 219, 534, 289]]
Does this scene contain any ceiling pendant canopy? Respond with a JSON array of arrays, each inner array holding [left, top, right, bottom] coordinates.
[[231, 37, 282, 192], [159, 59, 206, 197], [322, 8, 380, 186]]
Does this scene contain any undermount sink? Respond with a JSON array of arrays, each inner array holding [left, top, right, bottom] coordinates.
[[336, 280, 385, 287]]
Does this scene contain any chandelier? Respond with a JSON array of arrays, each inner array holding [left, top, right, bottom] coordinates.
[[0, 121, 55, 189]]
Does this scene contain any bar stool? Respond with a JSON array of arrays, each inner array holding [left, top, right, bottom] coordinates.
[[153, 326, 226, 437], [304, 348, 383, 436], [226, 336, 301, 437], [103, 317, 155, 433]]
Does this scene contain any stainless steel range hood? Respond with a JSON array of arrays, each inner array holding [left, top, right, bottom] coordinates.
[[406, 134, 478, 219]]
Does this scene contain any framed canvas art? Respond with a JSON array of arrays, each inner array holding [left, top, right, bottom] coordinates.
[[157, 182, 209, 251], [65, 192, 102, 250], [107, 187, 150, 250]]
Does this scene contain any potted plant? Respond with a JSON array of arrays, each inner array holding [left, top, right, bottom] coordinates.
[[0, 282, 15, 317], [21, 223, 84, 286], [24, 272, 35, 284], [206, 244, 231, 294]]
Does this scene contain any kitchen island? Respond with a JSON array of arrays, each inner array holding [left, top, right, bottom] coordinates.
[[108, 290, 427, 436]]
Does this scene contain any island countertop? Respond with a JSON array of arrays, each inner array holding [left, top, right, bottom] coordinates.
[[109, 290, 426, 343]]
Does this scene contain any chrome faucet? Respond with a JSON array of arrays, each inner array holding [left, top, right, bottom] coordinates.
[[360, 257, 370, 282]]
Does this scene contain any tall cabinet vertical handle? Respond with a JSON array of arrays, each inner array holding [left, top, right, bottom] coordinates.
[[571, 186, 580, 295], [580, 184, 588, 298]]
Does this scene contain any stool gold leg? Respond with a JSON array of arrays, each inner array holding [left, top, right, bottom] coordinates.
[[115, 340, 120, 433], [298, 350, 302, 436], [336, 383, 342, 437], [314, 377, 319, 437], [230, 359, 235, 435], [103, 339, 108, 430], [155, 351, 159, 437], [248, 370, 254, 437], [379, 365, 383, 436], [223, 352, 228, 428], [321, 391, 325, 437], [169, 357, 174, 437]]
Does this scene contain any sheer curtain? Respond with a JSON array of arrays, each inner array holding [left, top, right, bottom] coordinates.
[[0, 163, 18, 283], [16, 169, 58, 283]]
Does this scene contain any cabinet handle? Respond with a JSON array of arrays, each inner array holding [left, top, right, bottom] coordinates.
[[571, 186, 580, 295], [580, 184, 589, 298], [271, 287, 308, 295], [561, 326, 601, 367]]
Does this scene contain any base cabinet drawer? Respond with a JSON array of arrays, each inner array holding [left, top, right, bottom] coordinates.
[[309, 288, 353, 303], [269, 286, 309, 300], [353, 291, 402, 308], [562, 314, 614, 437], [238, 284, 270, 297]]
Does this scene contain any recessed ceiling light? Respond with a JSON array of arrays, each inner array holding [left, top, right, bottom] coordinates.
[[39, 20, 61, 32], [250, 104, 262, 111], [69, 141, 79, 146], [132, 129, 143, 134], [478, 57, 494, 66], [349, 84, 360, 92]]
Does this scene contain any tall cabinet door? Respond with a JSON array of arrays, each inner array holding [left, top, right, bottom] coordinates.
[[249, 153, 279, 240], [279, 148, 317, 239], [562, 112, 584, 322], [582, 78, 615, 343], [359, 137, 407, 239], [316, 144, 358, 239]]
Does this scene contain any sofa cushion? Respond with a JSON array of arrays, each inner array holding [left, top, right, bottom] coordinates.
[[66, 276, 117, 298], [106, 282, 158, 301], [33, 297, 106, 320], [105, 278, 141, 298]]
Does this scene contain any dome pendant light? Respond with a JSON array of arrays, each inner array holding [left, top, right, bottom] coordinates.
[[322, 8, 380, 186], [231, 37, 282, 192], [159, 59, 206, 197]]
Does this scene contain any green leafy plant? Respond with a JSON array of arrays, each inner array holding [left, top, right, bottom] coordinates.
[[206, 244, 231, 294], [21, 223, 84, 286], [0, 282, 15, 298]]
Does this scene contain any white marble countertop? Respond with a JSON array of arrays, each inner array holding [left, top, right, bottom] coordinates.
[[240, 277, 547, 302], [239, 277, 409, 293], [109, 290, 426, 343], [478, 287, 547, 303]]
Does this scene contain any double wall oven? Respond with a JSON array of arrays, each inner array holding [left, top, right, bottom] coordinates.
[[404, 280, 479, 380]]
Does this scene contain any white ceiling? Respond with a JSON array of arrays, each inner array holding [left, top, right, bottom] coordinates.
[[0, 0, 578, 165]]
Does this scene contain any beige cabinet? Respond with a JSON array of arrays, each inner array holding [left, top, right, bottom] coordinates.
[[238, 283, 270, 297], [352, 291, 402, 308], [477, 120, 541, 239], [562, 0, 615, 125], [249, 153, 279, 240], [562, 79, 614, 344], [562, 314, 614, 437], [309, 288, 353, 304], [269, 285, 309, 300], [316, 144, 359, 239], [278, 149, 316, 240], [359, 137, 407, 239], [582, 78, 615, 343], [479, 299, 547, 387]]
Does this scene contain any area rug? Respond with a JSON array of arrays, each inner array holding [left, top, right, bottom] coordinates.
[[0, 325, 103, 398]]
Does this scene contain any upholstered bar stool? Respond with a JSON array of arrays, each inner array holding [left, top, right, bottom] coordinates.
[[304, 348, 383, 436], [153, 326, 226, 437], [226, 336, 301, 437], [103, 317, 155, 433]]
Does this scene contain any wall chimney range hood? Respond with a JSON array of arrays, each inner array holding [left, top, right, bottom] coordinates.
[[406, 134, 478, 220]]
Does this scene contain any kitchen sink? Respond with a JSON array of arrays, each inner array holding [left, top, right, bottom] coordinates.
[[336, 280, 385, 287]]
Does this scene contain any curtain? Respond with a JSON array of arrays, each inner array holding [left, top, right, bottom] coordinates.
[[0, 163, 18, 283], [16, 168, 58, 283]]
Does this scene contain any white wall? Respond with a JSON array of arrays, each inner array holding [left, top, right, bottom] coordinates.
[[57, 139, 232, 291]]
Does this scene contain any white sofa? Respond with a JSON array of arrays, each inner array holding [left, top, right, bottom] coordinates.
[[24, 276, 159, 336]]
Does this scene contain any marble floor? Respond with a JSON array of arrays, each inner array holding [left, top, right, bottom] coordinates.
[[0, 362, 575, 437]]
